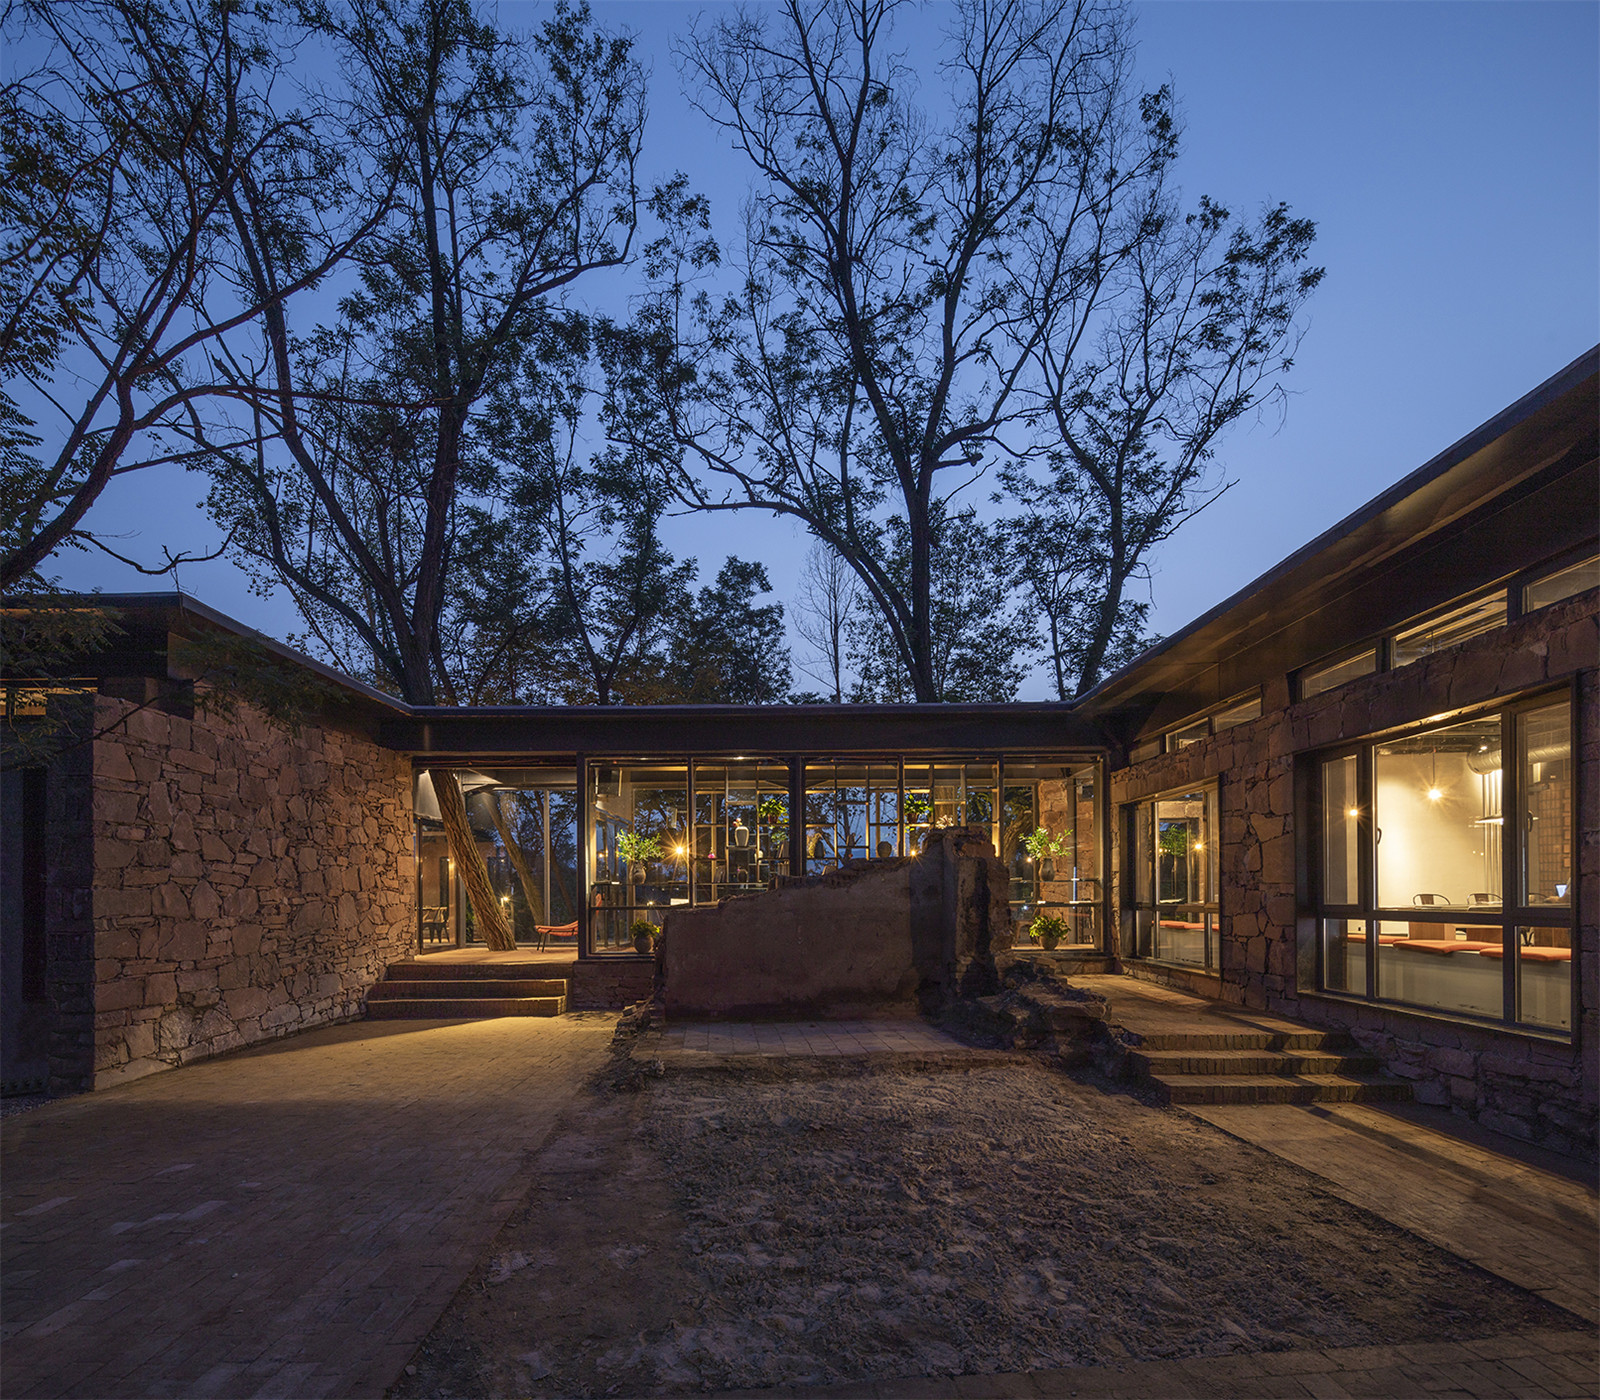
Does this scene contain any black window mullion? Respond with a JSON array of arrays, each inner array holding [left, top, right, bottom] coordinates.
[[1502, 710, 1519, 1023]]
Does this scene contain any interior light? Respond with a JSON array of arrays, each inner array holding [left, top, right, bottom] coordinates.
[[1427, 788, 1443, 802], [1346, 807, 1359, 819]]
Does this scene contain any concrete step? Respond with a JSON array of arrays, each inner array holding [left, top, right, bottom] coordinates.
[[1133, 1048, 1380, 1077], [385, 961, 568, 981], [1133, 1028, 1354, 1053], [370, 978, 568, 999], [1157, 1074, 1412, 1106], [366, 995, 566, 1019]]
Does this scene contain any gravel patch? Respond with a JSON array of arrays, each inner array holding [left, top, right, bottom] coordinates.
[[394, 1059, 1574, 1398]]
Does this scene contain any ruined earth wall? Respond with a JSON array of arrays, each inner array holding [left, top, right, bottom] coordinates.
[[1108, 590, 1598, 1156], [85, 695, 414, 1087], [662, 827, 1012, 1019]]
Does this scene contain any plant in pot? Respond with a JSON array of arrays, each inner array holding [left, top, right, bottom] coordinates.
[[1030, 911, 1070, 951], [1023, 827, 1064, 882], [628, 918, 657, 955], [616, 830, 662, 884]]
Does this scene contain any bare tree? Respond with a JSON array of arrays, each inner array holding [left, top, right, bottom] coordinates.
[[1007, 197, 1323, 695], [611, 0, 1320, 702], [791, 542, 859, 701], [201, 0, 647, 947], [608, 0, 1170, 701], [0, 0, 383, 590]]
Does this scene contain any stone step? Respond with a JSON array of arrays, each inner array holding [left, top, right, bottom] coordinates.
[[386, 961, 567, 981], [366, 996, 566, 1019], [1133, 1048, 1380, 1077], [370, 978, 568, 1000], [1132, 1028, 1354, 1053], [1156, 1073, 1412, 1106]]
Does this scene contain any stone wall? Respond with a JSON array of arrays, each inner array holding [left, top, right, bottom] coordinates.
[[1108, 591, 1598, 1157], [85, 694, 415, 1088]]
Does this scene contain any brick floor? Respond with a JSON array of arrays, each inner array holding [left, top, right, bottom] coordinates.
[[642, 1018, 1014, 1065], [714, 1329, 1599, 1398], [1186, 1101, 1599, 1324], [1, 1014, 614, 1400]]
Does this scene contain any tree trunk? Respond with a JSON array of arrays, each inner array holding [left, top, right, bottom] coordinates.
[[430, 767, 516, 950], [488, 790, 545, 925]]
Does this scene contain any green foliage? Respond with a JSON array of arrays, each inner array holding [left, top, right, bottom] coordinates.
[[629, 918, 657, 942], [1023, 827, 1064, 862], [615, 830, 663, 866], [1030, 912, 1070, 949]]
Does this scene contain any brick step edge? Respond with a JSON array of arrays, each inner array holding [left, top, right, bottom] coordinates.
[[1132, 1031, 1356, 1052], [386, 962, 572, 980], [1159, 1074, 1412, 1105], [371, 979, 568, 998], [1133, 1050, 1381, 1076], [366, 997, 566, 1019]]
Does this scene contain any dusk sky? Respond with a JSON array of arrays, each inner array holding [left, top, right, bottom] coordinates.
[[47, 0, 1600, 699]]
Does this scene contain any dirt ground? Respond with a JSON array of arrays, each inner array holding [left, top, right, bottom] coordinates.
[[390, 1056, 1578, 1399]]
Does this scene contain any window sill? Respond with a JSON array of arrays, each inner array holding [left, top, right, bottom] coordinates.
[[1301, 987, 1573, 1045]]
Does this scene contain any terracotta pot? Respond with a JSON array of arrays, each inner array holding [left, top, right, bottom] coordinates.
[[633, 931, 654, 955], [1039, 858, 1056, 882]]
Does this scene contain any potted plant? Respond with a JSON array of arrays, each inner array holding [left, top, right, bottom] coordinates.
[[758, 795, 787, 826], [1030, 911, 1070, 951], [629, 918, 657, 955], [1023, 827, 1064, 882], [616, 830, 662, 884]]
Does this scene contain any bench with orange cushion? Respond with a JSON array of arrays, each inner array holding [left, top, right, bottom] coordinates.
[[1475, 945, 1570, 962], [1159, 920, 1206, 930], [1390, 939, 1501, 955]]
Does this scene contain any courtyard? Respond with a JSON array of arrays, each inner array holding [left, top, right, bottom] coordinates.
[[3, 995, 1594, 1400]]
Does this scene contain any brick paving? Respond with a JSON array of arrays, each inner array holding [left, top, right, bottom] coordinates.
[[714, 1328, 1599, 1398], [1188, 1100, 1599, 1325], [1, 1014, 614, 1399], [656, 1019, 969, 1057]]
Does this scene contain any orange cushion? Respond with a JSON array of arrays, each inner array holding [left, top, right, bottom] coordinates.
[[1392, 939, 1500, 955]]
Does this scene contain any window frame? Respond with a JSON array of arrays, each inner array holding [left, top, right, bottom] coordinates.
[[1307, 683, 1578, 1035]]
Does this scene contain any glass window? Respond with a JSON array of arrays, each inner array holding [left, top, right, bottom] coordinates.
[[1374, 716, 1502, 911], [1519, 701, 1572, 907], [1006, 761, 1099, 949], [1322, 918, 1365, 995], [1391, 592, 1506, 668], [1515, 927, 1572, 1030], [1301, 649, 1377, 699], [1213, 693, 1262, 731], [1321, 754, 1360, 906], [1166, 719, 1210, 752], [1376, 919, 1504, 1020], [1312, 698, 1573, 1034], [1126, 785, 1219, 969], [692, 761, 790, 898], [591, 760, 691, 954], [1523, 554, 1600, 612], [417, 767, 580, 950]]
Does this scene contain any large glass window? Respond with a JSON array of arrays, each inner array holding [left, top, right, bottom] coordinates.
[[1125, 785, 1220, 970], [694, 761, 792, 895], [1312, 696, 1574, 1032], [1004, 761, 1100, 950], [415, 767, 579, 951], [804, 761, 900, 870]]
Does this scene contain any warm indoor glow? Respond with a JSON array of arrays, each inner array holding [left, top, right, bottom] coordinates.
[[1346, 807, 1360, 818], [1426, 787, 1443, 802]]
